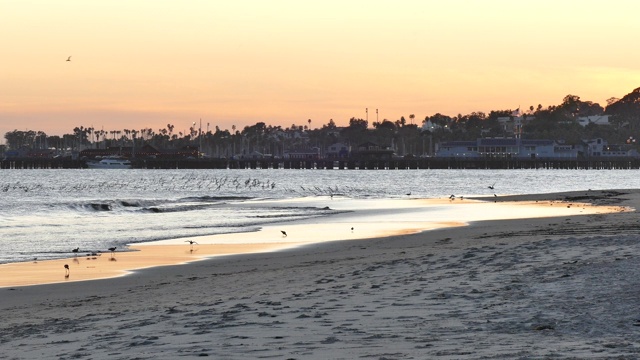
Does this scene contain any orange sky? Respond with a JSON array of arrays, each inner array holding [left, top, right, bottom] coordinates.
[[2, 0, 640, 140]]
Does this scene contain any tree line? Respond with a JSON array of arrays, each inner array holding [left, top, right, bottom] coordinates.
[[4, 87, 640, 158]]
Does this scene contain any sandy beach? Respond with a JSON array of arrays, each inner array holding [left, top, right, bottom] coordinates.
[[1, 189, 639, 359]]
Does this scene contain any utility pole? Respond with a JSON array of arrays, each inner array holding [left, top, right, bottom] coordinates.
[[199, 118, 203, 159]]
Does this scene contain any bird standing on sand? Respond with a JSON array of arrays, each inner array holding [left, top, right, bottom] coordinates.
[[281, 230, 287, 237], [108, 247, 117, 260], [64, 264, 70, 277]]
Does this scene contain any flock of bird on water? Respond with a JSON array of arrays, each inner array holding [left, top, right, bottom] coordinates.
[[41, 168, 498, 278]]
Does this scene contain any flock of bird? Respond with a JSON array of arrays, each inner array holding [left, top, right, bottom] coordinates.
[[60, 246, 118, 277], [2, 175, 280, 194], [53, 181, 501, 277]]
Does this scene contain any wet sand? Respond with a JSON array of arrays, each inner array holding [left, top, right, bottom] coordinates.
[[0, 189, 638, 359], [0, 243, 304, 288]]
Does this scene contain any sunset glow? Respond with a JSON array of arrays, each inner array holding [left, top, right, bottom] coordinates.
[[2, 0, 640, 138]]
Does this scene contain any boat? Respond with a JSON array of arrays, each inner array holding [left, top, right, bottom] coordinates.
[[86, 157, 132, 169]]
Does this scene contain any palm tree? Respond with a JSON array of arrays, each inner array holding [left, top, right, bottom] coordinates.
[[86, 127, 94, 148]]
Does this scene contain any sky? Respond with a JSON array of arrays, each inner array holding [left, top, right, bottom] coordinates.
[[2, 0, 640, 141]]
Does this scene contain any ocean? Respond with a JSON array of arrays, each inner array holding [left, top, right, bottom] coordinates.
[[1, 168, 638, 264]]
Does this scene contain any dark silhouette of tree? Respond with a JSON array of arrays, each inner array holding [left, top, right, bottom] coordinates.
[[4, 130, 36, 150], [5, 87, 640, 158], [341, 117, 369, 145], [606, 87, 640, 132]]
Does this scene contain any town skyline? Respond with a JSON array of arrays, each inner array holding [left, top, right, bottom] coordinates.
[[3, 1, 640, 141]]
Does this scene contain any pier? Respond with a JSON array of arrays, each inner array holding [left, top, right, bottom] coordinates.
[[2, 157, 640, 170]]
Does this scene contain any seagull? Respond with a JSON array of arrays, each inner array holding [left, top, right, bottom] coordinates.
[[66, 56, 71, 62], [488, 182, 496, 190], [449, 194, 456, 200], [281, 230, 287, 237], [72, 247, 80, 254]]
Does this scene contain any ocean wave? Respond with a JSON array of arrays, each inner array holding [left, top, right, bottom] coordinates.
[[88, 203, 112, 211], [179, 195, 254, 202]]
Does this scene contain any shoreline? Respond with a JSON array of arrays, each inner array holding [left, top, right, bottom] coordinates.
[[0, 195, 624, 289], [1, 189, 639, 359]]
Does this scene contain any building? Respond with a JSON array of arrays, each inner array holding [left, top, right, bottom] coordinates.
[[583, 138, 635, 157], [496, 115, 533, 138], [325, 143, 350, 158], [353, 142, 395, 159], [284, 147, 320, 160], [577, 115, 611, 127], [436, 138, 583, 159]]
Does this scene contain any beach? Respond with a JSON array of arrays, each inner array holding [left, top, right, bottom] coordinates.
[[1, 189, 639, 359]]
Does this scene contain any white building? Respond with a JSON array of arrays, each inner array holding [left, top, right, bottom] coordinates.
[[577, 115, 611, 127]]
